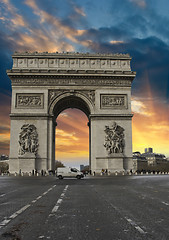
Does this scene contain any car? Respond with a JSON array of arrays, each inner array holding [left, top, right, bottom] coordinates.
[[57, 167, 84, 179]]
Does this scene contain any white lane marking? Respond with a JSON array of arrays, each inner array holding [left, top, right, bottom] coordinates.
[[0, 219, 11, 226], [36, 196, 42, 200], [162, 201, 169, 206], [125, 217, 146, 234], [42, 191, 48, 196], [9, 204, 31, 219], [0, 194, 6, 197], [51, 205, 59, 213], [98, 191, 147, 236], [0, 185, 56, 229], [50, 185, 69, 215]]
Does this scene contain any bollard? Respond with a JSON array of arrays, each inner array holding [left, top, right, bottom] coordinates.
[[135, 172, 137, 175], [159, 172, 161, 175], [122, 171, 125, 176], [151, 172, 153, 175], [2, 173, 3, 176], [146, 172, 149, 175], [29, 172, 32, 176], [14, 172, 17, 176], [141, 172, 143, 175], [115, 172, 118, 176], [162, 172, 164, 175], [155, 172, 157, 175], [21, 172, 24, 176]]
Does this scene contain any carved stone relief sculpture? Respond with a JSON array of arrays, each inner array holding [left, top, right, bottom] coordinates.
[[104, 122, 125, 154], [101, 94, 127, 109], [16, 94, 43, 108], [18, 124, 38, 156]]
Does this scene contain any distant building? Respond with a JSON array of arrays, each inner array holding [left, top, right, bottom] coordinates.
[[142, 148, 167, 166], [133, 148, 167, 170], [145, 148, 153, 153], [80, 165, 89, 172], [133, 152, 147, 171]]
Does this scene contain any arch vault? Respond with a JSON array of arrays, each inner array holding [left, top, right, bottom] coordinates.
[[7, 52, 136, 174]]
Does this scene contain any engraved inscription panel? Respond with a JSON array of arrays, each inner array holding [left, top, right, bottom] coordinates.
[[16, 93, 44, 108], [100, 94, 127, 109]]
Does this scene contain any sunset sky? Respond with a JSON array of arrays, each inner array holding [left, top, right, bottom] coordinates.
[[0, 0, 169, 167]]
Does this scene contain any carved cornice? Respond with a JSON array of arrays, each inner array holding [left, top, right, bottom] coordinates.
[[13, 52, 131, 58], [89, 114, 133, 120], [10, 113, 52, 120], [7, 69, 136, 76]]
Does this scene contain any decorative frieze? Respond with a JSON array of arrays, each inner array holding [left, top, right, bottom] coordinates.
[[16, 93, 44, 108], [48, 90, 95, 105], [11, 77, 132, 87], [104, 122, 125, 154], [100, 94, 127, 109]]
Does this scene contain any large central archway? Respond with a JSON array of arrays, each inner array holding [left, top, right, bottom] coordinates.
[[55, 108, 89, 169], [49, 92, 93, 170]]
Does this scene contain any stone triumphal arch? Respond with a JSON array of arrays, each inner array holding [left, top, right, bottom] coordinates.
[[7, 52, 136, 174]]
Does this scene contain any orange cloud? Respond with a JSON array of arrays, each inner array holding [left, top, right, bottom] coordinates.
[[74, 6, 86, 17], [0, 93, 11, 155], [131, 97, 154, 116], [24, 0, 91, 49], [132, 96, 169, 156], [129, 0, 147, 8], [1, 0, 28, 28], [110, 40, 124, 44]]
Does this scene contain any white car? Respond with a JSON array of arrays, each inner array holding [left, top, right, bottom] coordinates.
[[57, 167, 84, 179]]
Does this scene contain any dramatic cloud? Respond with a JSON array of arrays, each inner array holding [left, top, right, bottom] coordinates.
[[0, 0, 169, 161], [129, 0, 147, 8]]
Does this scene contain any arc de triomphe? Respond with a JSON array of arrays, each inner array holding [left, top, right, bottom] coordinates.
[[7, 52, 136, 174]]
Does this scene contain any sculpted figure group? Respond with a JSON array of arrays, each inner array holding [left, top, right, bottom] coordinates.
[[104, 122, 125, 154], [18, 124, 38, 156]]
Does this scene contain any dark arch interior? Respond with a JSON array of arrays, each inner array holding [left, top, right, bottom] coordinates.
[[53, 96, 90, 119]]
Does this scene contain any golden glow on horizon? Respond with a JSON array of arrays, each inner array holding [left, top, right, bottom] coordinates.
[[55, 109, 89, 162], [132, 73, 169, 155]]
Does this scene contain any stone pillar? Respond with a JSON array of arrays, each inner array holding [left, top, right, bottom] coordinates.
[[87, 121, 91, 171]]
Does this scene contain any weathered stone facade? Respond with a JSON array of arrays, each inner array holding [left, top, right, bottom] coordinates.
[[7, 52, 136, 174]]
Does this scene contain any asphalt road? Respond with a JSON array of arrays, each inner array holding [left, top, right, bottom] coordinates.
[[0, 175, 169, 240]]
